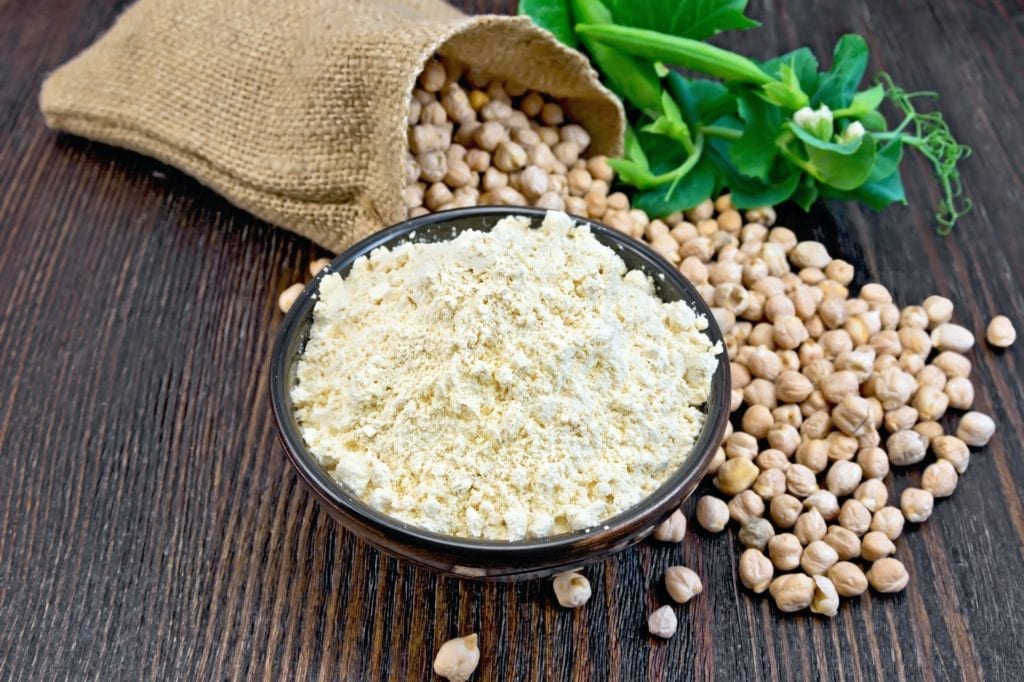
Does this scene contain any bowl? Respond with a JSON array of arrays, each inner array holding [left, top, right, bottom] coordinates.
[[270, 207, 730, 580]]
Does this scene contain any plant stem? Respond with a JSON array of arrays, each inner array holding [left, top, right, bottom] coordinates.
[[700, 125, 742, 140]]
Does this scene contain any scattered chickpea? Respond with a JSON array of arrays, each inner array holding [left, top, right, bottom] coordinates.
[[933, 435, 970, 474], [714, 457, 760, 495], [801, 540, 840, 575], [552, 571, 592, 608], [922, 295, 954, 327], [665, 566, 703, 604], [770, 494, 804, 529], [860, 531, 896, 562], [768, 533, 803, 571], [870, 506, 905, 541], [278, 283, 305, 314], [647, 605, 678, 639], [838, 499, 872, 536], [433, 634, 480, 682], [794, 509, 827, 545], [922, 460, 958, 498], [823, 525, 861, 561], [986, 315, 1016, 348]]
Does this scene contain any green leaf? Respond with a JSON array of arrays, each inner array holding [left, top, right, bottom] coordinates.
[[518, 0, 577, 47], [631, 158, 717, 216], [666, 73, 735, 126], [607, 158, 654, 186], [623, 123, 651, 168], [703, 134, 801, 208], [844, 84, 885, 116], [821, 140, 906, 209], [760, 48, 819, 94], [605, 0, 759, 41], [730, 92, 782, 180], [803, 133, 877, 190], [728, 170, 801, 209], [813, 34, 869, 109], [790, 175, 819, 211]]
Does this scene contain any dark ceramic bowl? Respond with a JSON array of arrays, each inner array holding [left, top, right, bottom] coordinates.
[[270, 207, 730, 581]]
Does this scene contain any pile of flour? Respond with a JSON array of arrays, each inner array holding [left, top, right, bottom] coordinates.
[[292, 211, 719, 540]]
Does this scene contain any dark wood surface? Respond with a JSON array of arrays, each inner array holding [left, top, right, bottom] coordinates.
[[1, 0, 1022, 679]]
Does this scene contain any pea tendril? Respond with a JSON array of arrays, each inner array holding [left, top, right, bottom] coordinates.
[[876, 73, 973, 234]]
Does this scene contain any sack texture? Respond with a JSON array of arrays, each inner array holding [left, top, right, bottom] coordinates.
[[40, 0, 624, 252]]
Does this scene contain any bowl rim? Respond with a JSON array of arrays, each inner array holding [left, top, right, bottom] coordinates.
[[270, 206, 729, 563]]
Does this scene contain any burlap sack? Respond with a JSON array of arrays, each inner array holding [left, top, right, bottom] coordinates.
[[39, 0, 624, 252]]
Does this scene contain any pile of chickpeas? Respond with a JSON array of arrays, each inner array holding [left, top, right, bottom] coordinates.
[[667, 196, 1008, 615], [404, 56, 660, 241]]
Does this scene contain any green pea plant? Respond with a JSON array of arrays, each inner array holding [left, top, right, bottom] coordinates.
[[519, 0, 972, 232]]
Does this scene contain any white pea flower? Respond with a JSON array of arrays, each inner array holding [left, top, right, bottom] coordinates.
[[838, 121, 866, 144], [793, 105, 834, 140]]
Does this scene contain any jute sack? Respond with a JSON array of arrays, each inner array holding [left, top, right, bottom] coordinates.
[[39, 0, 624, 252]]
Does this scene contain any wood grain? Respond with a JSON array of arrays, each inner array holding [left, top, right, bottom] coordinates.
[[1, 0, 1022, 679]]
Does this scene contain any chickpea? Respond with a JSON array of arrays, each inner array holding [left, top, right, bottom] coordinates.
[[653, 510, 687, 542], [933, 435, 970, 474], [665, 566, 703, 604], [740, 549, 775, 593], [739, 517, 775, 550], [900, 487, 934, 523], [867, 558, 909, 593], [944, 376, 975, 410], [956, 411, 996, 447], [931, 323, 975, 353], [433, 634, 480, 682], [794, 509, 827, 545], [921, 460, 958, 499], [828, 561, 868, 597], [986, 315, 1016, 347], [857, 447, 890, 480], [769, 573, 816, 612], [647, 605, 678, 639], [696, 495, 730, 533], [826, 460, 863, 497], [714, 457, 760, 495], [922, 295, 954, 327], [871, 506, 905, 541], [854, 479, 888, 512], [770, 494, 804, 528], [838, 499, 872, 535], [753, 468, 787, 500], [886, 429, 928, 466], [823, 525, 861, 561], [552, 571, 592, 608]]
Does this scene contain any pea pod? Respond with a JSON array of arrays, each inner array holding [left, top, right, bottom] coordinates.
[[575, 23, 772, 86], [570, 0, 663, 114]]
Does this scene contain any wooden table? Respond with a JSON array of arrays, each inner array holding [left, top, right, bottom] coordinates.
[[2, 0, 1022, 679]]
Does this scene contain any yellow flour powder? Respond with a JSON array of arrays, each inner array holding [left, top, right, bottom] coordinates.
[[292, 211, 719, 540]]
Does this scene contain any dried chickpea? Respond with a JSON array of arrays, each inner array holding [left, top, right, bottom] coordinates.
[[854, 479, 888, 512], [914, 385, 950, 421], [770, 494, 804, 528], [912, 420, 943, 447], [739, 549, 774, 593], [933, 435, 970, 473], [753, 468, 787, 500], [794, 509, 827, 545], [986, 315, 1016, 347], [838, 499, 872, 535], [856, 446, 890, 480], [768, 533, 803, 571], [922, 295, 954, 327], [801, 540, 839, 576], [756, 448, 789, 471], [823, 525, 861, 561], [826, 460, 863, 497], [922, 460, 958, 498], [801, 491, 838, 522], [707, 447, 726, 475], [931, 323, 975, 353], [714, 458, 760, 495], [871, 506, 905, 541], [769, 574, 815, 612], [277, 283, 305, 314], [654, 510, 687, 542], [728, 490, 765, 525], [795, 439, 829, 474], [933, 351, 971, 378], [828, 561, 868, 597], [697, 495, 730, 533], [944, 376, 975, 410], [665, 566, 703, 604], [867, 558, 909, 593], [552, 571, 592, 608], [957, 411, 996, 447], [648, 606, 678, 639], [433, 634, 480, 682], [739, 518, 775, 550], [887, 430, 927, 466], [900, 487, 934, 523], [860, 531, 896, 562]]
